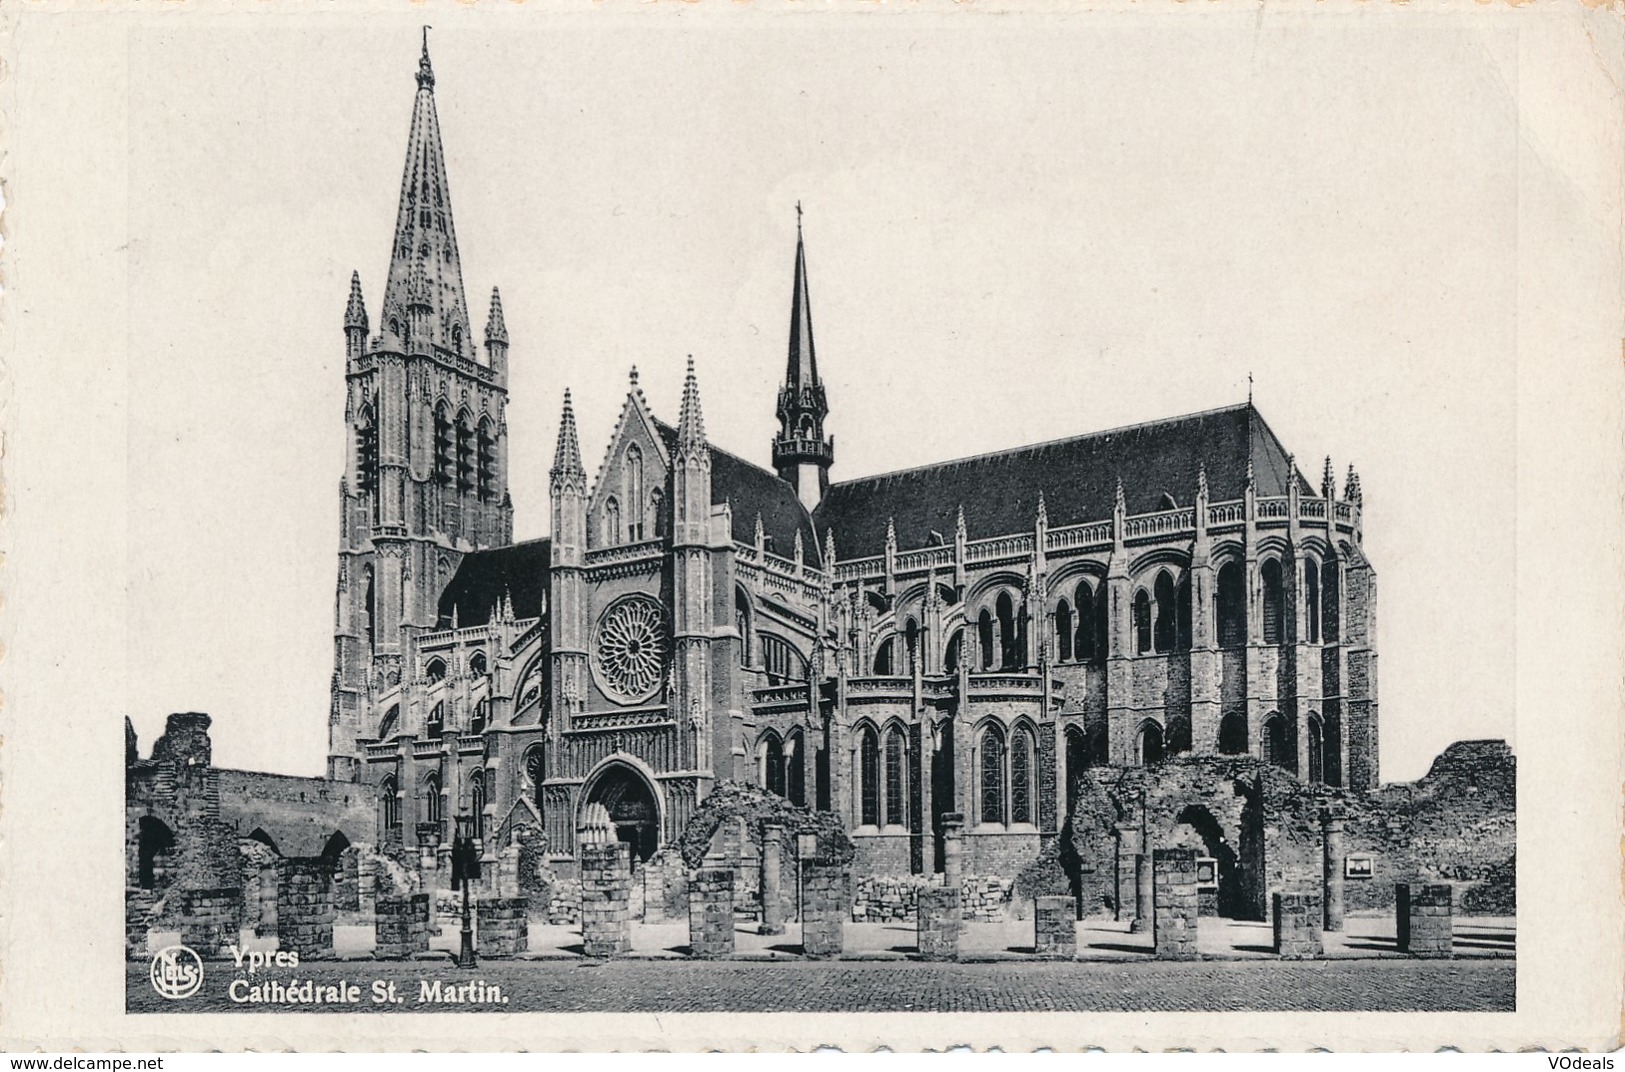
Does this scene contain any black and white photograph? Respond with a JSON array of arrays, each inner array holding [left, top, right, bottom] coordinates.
[[2, 2, 1622, 1055]]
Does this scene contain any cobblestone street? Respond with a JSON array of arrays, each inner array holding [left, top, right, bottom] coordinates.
[[128, 957, 1513, 1014]]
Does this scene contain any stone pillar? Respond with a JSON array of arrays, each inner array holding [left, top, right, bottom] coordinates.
[[1129, 852, 1152, 933], [1271, 891, 1324, 958], [1396, 883, 1453, 957], [277, 858, 336, 959], [916, 886, 960, 961], [802, 861, 846, 958], [662, 856, 689, 921], [1152, 848, 1198, 960], [1113, 823, 1137, 922], [374, 894, 431, 960], [476, 897, 530, 958], [580, 845, 632, 958], [688, 868, 736, 958], [760, 823, 785, 935], [1033, 894, 1077, 959], [1321, 811, 1346, 932], [126, 888, 156, 961], [179, 888, 244, 956], [942, 814, 965, 908]]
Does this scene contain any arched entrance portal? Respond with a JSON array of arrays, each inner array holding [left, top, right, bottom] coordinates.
[[1175, 804, 1245, 918], [582, 762, 661, 863]]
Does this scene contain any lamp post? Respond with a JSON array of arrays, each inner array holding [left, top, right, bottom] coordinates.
[[452, 813, 480, 969]]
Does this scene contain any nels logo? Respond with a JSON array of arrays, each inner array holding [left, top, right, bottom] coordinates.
[[149, 945, 204, 1000]]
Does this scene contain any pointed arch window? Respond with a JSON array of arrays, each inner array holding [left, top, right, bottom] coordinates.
[[873, 637, 895, 676], [735, 590, 752, 668], [977, 610, 995, 671], [523, 744, 546, 813], [604, 497, 622, 547], [763, 734, 786, 798], [979, 726, 1006, 825], [1218, 712, 1248, 755], [423, 771, 443, 830], [425, 658, 447, 685], [1153, 570, 1177, 653], [884, 727, 907, 827], [470, 698, 489, 735], [859, 726, 880, 827], [433, 404, 455, 487], [1137, 721, 1165, 766], [363, 566, 377, 653], [650, 487, 666, 539], [1321, 560, 1341, 643], [1264, 713, 1292, 771], [624, 445, 645, 541], [1075, 581, 1105, 663], [1055, 599, 1074, 662], [1307, 717, 1325, 785], [455, 413, 476, 493], [996, 591, 1021, 670], [1261, 559, 1285, 645], [469, 769, 487, 840], [944, 629, 963, 674], [1133, 590, 1153, 655], [1011, 724, 1034, 825], [1217, 561, 1247, 647], [426, 702, 445, 739], [380, 774, 400, 832], [356, 405, 379, 500], [904, 618, 920, 674], [1304, 563, 1321, 644], [787, 728, 807, 807], [476, 418, 496, 502]]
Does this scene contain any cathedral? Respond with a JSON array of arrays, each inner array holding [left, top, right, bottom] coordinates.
[[325, 42, 1380, 886]]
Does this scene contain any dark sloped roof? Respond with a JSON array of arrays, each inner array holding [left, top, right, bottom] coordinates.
[[436, 537, 550, 628], [813, 403, 1311, 558], [654, 422, 821, 567]]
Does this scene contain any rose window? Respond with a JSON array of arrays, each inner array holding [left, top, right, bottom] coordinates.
[[594, 596, 668, 704]]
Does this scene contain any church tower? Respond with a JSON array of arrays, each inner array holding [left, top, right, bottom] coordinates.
[[329, 39, 515, 780], [771, 207, 834, 511]]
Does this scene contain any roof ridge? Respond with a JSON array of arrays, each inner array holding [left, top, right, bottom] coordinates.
[[826, 401, 1254, 491]]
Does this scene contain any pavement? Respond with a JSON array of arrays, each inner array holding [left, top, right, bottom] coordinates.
[[207, 913, 1511, 962]]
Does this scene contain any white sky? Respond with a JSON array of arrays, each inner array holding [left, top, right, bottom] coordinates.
[[119, 16, 1518, 782]]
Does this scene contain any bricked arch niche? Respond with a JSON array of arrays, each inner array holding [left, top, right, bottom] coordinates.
[[1218, 712, 1248, 755], [1136, 720, 1165, 766], [1263, 713, 1293, 772], [581, 761, 660, 862]]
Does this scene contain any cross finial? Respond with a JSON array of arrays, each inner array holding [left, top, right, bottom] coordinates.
[[417, 26, 435, 89], [796, 201, 803, 229], [1247, 371, 1253, 405], [629, 365, 639, 389]]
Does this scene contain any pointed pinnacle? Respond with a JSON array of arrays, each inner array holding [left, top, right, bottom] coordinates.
[[552, 389, 584, 477], [1036, 492, 1048, 528], [417, 27, 436, 90], [485, 286, 508, 344], [885, 517, 898, 551], [678, 356, 706, 448], [1197, 463, 1209, 498], [407, 255, 431, 308], [1322, 456, 1336, 498], [753, 513, 766, 548], [1114, 477, 1126, 513], [1245, 459, 1256, 492], [955, 505, 967, 539], [345, 271, 368, 331], [823, 527, 837, 566]]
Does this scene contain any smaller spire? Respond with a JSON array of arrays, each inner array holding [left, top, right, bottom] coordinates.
[[484, 286, 507, 345], [754, 513, 766, 553], [1245, 459, 1256, 493], [823, 527, 837, 569], [793, 529, 804, 569], [344, 271, 368, 331], [1036, 492, 1048, 529], [1346, 464, 1363, 505], [1322, 456, 1336, 500], [417, 26, 435, 90], [678, 356, 706, 450], [551, 389, 584, 478], [885, 517, 898, 554], [1114, 477, 1126, 515], [1197, 463, 1209, 500], [955, 504, 967, 542]]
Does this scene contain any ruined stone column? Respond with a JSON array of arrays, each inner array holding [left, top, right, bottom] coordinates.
[[1396, 883, 1453, 958], [579, 844, 632, 958], [1321, 810, 1346, 932], [179, 888, 244, 958], [126, 888, 156, 961], [688, 868, 736, 958], [916, 886, 960, 961], [374, 894, 431, 960], [941, 813, 965, 904], [1129, 852, 1152, 934], [476, 897, 530, 958], [1034, 895, 1077, 959], [760, 823, 785, 936], [277, 858, 335, 959], [1271, 891, 1324, 958], [801, 861, 847, 958], [1152, 848, 1199, 960], [1113, 823, 1137, 922]]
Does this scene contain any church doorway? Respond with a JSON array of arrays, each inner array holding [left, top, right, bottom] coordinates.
[[582, 762, 661, 863]]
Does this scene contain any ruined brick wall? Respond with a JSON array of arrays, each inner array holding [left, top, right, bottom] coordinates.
[[218, 769, 377, 857]]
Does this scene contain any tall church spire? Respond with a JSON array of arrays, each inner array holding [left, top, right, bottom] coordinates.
[[551, 389, 584, 481], [772, 205, 835, 511], [379, 34, 473, 360]]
